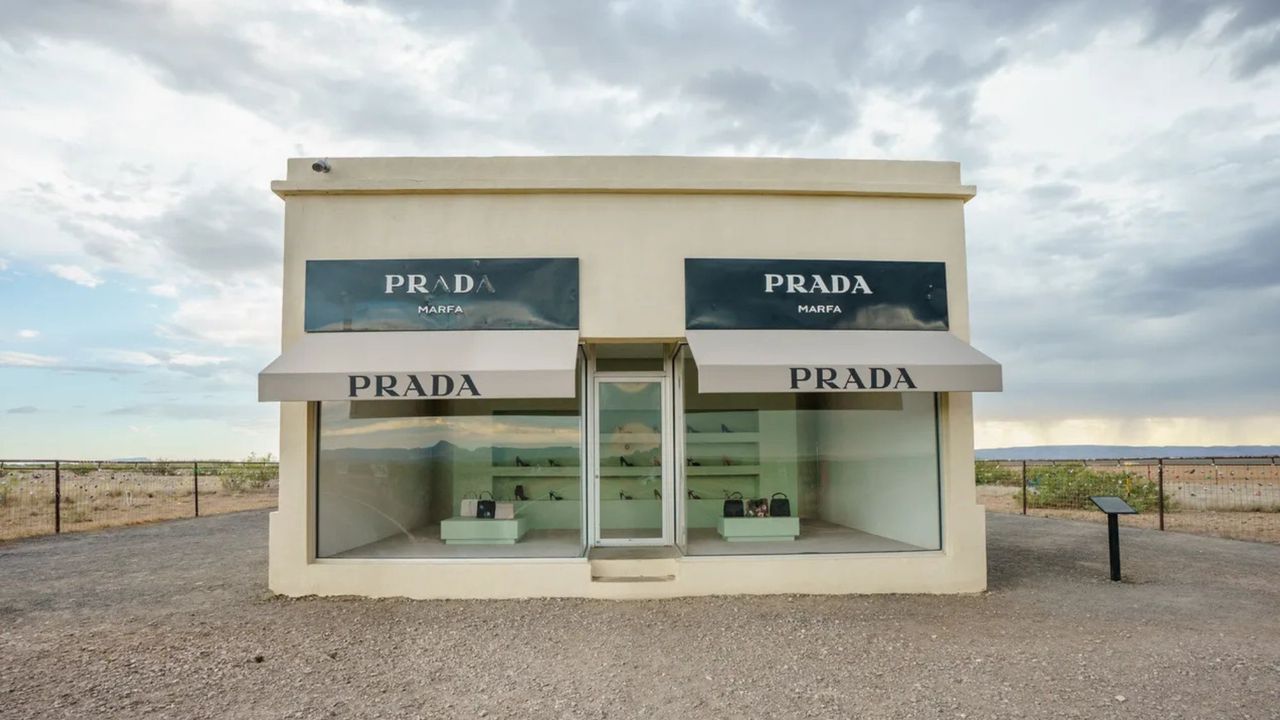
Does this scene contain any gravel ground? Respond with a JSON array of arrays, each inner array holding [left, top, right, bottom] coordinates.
[[1, 511, 1278, 719]]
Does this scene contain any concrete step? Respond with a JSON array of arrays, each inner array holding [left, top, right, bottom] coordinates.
[[589, 556, 679, 581], [591, 574, 676, 583]]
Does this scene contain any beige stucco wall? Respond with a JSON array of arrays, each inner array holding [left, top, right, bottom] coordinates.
[[266, 156, 987, 598]]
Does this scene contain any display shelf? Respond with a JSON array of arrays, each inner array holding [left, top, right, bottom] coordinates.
[[490, 466, 581, 478], [600, 466, 663, 477], [686, 465, 761, 476], [600, 432, 661, 444], [685, 432, 760, 444]]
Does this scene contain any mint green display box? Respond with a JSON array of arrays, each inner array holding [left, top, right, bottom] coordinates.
[[440, 517, 529, 545], [716, 516, 800, 542]]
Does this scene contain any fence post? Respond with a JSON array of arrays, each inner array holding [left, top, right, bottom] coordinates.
[[193, 461, 200, 518], [54, 460, 61, 534], [1157, 458, 1165, 531], [1021, 460, 1028, 515]]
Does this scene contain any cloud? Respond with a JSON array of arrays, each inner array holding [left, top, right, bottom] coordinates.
[[0, 351, 59, 367], [16, 329, 39, 339], [0, 0, 1277, 453], [6, 405, 38, 414], [48, 264, 102, 288]]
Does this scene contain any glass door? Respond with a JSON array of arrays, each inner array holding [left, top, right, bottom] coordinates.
[[592, 373, 672, 545]]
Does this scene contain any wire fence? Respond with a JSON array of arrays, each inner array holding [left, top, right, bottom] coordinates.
[[0, 460, 279, 542], [977, 457, 1280, 544]]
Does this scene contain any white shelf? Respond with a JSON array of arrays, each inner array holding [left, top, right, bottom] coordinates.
[[490, 467, 580, 478], [687, 465, 761, 476], [685, 432, 760, 444]]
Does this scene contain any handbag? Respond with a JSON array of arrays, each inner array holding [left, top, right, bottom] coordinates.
[[494, 502, 515, 520], [459, 492, 478, 518], [769, 492, 791, 518], [476, 490, 496, 519], [723, 491, 745, 518]]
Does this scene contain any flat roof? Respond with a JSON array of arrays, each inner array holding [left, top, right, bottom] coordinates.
[[271, 155, 976, 201]]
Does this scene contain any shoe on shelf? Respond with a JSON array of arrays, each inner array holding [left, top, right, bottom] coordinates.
[[722, 455, 733, 466], [687, 490, 701, 500], [720, 423, 732, 433], [515, 456, 529, 467], [620, 456, 633, 467], [687, 424, 699, 433], [619, 491, 633, 500], [514, 485, 529, 501], [549, 490, 564, 501], [653, 489, 661, 499], [548, 458, 559, 467]]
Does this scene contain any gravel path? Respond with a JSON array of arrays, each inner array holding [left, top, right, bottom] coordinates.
[[1, 511, 1278, 719]]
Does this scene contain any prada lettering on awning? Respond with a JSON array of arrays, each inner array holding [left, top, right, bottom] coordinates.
[[685, 330, 1002, 393], [258, 330, 579, 401]]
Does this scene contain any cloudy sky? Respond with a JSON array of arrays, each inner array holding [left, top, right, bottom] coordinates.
[[0, 0, 1278, 459]]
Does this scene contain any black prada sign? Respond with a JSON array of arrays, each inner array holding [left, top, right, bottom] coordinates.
[[306, 258, 579, 332], [348, 374, 480, 398], [685, 258, 948, 330], [790, 367, 917, 391]]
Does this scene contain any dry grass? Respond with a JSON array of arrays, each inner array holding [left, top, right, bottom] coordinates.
[[0, 466, 277, 542], [978, 484, 1280, 544]]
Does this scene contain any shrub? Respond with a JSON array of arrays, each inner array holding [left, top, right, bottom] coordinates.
[[975, 461, 1020, 486], [151, 460, 180, 477], [1017, 464, 1165, 512], [66, 463, 96, 476], [219, 453, 278, 494]]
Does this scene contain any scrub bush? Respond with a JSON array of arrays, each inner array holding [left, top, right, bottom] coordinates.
[[219, 453, 278, 494], [1017, 464, 1164, 512], [975, 461, 1020, 486]]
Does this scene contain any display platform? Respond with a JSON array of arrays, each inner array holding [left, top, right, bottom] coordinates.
[[716, 516, 801, 542], [441, 517, 530, 545]]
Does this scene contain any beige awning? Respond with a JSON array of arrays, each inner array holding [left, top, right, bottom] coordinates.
[[685, 330, 1001, 393], [259, 330, 579, 401]]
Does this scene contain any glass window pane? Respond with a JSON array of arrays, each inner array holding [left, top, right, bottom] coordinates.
[[597, 381, 664, 539], [682, 355, 941, 555], [317, 396, 583, 558]]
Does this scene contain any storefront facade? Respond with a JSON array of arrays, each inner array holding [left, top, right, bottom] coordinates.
[[260, 156, 1000, 599]]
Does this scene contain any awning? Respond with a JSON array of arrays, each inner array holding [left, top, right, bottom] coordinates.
[[259, 330, 579, 401], [685, 330, 1001, 393]]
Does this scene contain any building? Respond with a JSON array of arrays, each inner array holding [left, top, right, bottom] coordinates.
[[258, 156, 1001, 599]]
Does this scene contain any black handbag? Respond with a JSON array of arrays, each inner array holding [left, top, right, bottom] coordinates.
[[723, 491, 745, 518], [476, 490, 496, 519], [769, 492, 791, 518]]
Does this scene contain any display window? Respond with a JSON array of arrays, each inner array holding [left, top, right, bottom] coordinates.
[[679, 352, 942, 555], [315, 395, 585, 559]]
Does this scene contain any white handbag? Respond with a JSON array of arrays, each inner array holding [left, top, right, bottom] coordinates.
[[495, 502, 515, 520], [460, 498, 478, 517]]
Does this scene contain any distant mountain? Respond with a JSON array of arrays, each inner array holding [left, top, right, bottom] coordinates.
[[976, 445, 1280, 460]]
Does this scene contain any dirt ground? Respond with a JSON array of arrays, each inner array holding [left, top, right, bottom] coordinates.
[[978, 485, 1280, 544], [1, 510, 1278, 719]]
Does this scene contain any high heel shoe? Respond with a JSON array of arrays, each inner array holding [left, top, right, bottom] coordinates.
[[515, 456, 529, 467], [653, 489, 661, 499], [686, 458, 701, 466], [720, 423, 732, 433], [548, 458, 559, 467], [620, 456, 633, 467], [687, 490, 701, 499], [514, 485, 529, 501], [722, 455, 733, 466], [549, 490, 563, 501], [619, 491, 633, 500]]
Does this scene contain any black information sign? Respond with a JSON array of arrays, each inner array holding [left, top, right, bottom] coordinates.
[[304, 258, 579, 332], [684, 258, 948, 330]]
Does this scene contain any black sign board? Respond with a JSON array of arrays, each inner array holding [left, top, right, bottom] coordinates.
[[304, 258, 579, 332], [684, 259, 948, 330], [1089, 496, 1137, 515]]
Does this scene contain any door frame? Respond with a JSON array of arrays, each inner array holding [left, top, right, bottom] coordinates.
[[589, 369, 675, 547]]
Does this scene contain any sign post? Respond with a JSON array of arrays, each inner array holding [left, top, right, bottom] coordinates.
[[1089, 495, 1137, 582]]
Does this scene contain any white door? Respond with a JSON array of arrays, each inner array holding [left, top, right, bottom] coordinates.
[[591, 372, 673, 546]]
